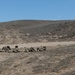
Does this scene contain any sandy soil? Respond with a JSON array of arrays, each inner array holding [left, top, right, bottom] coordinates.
[[0, 41, 75, 48], [0, 41, 75, 75]]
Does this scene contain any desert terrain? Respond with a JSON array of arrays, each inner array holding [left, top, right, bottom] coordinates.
[[0, 42, 75, 75], [0, 20, 75, 44], [0, 20, 75, 75]]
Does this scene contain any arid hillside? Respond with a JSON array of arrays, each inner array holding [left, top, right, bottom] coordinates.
[[0, 20, 75, 44]]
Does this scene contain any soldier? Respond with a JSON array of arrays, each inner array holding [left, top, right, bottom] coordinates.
[[28, 47, 35, 52], [37, 47, 40, 51], [32, 47, 35, 52], [42, 46, 46, 51], [37, 47, 42, 51], [37, 46, 46, 51], [24, 47, 28, 52], [7, 46, 11, 50], [12, 45, 19, 53], [15, 45, 19, 52], [2, 46, 9, 52]]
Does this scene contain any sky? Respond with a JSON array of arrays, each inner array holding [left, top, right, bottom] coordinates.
[[0, 0, 75, 22]]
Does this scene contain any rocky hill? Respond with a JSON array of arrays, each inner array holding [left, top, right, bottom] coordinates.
[[0, 20, 75, 44]]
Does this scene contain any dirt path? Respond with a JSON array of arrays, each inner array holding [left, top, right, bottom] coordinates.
[[0, 41, 75, 48]]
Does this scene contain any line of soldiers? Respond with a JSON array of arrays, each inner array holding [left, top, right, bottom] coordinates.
[[1, 46, 46, 53], [24, 46, 46, 52], [2, 46, 19, 53]]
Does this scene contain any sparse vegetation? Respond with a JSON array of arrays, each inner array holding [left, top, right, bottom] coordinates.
[[0, 20, 75, 44], [0, 20, 75, 75], [0, 44, 75, 75]]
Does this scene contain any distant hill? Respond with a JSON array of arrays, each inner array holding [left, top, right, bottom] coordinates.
[[0, 20, 75, 44]]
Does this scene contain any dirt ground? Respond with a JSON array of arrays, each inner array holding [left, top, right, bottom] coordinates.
[[0, 42, 75, 75], [0, 41, 75, 48]]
